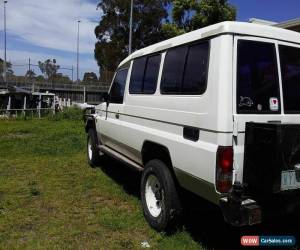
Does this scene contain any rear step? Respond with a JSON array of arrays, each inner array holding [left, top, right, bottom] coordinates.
[[98, 145, 144, 172]]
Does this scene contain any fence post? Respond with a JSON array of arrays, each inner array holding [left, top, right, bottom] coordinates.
[[83, 86, 86, 103], [38, 94, 41, 118], [23, 95, 27, 117], [7, 95, 11, 116], [52, 96, 56, 115]]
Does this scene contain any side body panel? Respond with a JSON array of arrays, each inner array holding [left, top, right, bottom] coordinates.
[[113, 35, 234, 204]]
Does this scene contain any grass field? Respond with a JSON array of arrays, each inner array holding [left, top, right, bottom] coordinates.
[[0, 118, 299, 249]]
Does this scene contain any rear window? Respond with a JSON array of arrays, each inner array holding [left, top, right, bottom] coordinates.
[[237, 40, 281, 114], [279, 45, 300, 114]]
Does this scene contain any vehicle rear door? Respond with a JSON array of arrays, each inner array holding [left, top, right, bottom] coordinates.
[[232, 36, 283, 183]]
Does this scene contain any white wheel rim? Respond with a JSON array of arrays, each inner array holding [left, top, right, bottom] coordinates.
[[145, 174, 163, 218], [88, 137, 93, 160]]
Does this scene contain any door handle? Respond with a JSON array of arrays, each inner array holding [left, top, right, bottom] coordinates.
[[183, 126, 199, 142], [115, 113, 120, 119]]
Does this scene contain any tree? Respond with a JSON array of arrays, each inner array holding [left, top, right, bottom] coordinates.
[[0, 58, 14, 80], [83, 72, 98, 84], [53, 73, 72, 84], [165, 0, 236, 36], [25, 69, 36, 79], [35, 75, 46, 82], [94, 0, 170, 73], [38, 59, 60, 81]]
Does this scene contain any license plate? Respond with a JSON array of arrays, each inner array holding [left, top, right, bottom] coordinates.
[[281, 170, 300, 191]]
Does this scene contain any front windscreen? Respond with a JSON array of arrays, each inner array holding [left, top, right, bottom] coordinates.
[[279, 45, 300, 114]]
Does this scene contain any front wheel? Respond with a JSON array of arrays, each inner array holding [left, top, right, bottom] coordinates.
[[141, 159, 182, 232], [87, 129, 102, 167]]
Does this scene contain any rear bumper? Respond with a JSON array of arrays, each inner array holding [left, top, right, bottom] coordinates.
[[220, 196, 262, 227], [219, 182, 262, 227], [219, 182, 300, 227]]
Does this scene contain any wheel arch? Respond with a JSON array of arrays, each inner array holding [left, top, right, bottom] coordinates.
[[85, 115, 96, 133], [141, 141, 175, 173]]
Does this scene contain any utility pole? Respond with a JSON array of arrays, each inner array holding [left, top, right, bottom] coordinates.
[[77, 20, 81, 84], [3, 0, 8, 86], [27, 58, 30, 83], [129, 0, 133, 55], [71, 65, 74, 82]]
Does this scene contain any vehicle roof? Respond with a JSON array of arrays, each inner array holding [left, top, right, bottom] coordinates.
[[119, 21, 300, 67]]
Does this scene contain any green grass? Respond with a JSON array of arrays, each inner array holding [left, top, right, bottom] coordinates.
[[0, 119, 203, 250]]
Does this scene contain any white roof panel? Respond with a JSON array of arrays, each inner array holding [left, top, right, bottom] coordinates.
[[119, 21, 300, 67]]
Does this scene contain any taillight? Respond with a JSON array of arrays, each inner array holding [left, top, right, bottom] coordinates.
[[216, 146, 233, 193]]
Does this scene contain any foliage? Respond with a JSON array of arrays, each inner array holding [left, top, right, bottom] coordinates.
[[94, 0, 170, 72], [166, 0, 236, 35], [53, 73, 72, 84], [49, 106, 84, 121], [83, 72, 98, 84], [38, 59, 60, 81], [94, 0, 237, 73], [35, 75, 46, 82], [25, 69, 36, 79], [0, 58, 14, 79], [99, 70, 115, 85], [161, 23, 186, 38]]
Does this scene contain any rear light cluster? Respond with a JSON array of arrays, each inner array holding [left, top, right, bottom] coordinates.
[[216, 146, 233, 193]]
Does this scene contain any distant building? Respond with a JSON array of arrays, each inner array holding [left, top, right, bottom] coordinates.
[[249, 18, 300, 32]]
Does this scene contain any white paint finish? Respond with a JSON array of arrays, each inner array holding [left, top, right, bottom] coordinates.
[[119, 21, 300, 68], [93, 22, 300, 200], [98, 103, 123, 151]]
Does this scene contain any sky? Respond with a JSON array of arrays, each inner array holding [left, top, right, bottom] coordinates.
[[0, 0, 300, 80]]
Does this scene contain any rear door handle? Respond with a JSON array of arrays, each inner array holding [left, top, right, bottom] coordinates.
[[115, 113, 120, 119], [183, 126, 199, 142]]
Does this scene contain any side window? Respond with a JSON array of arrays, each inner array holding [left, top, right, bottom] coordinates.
[[279, 45, 300, 113], [143, 55, 161, 94], [129, 54, 161, 94], [237, 40, 280, 114], [182, 42, 209, 94], [161, 41, 210, 95], [161, 46, 188, 94], [129, 57, 147, 94], [109, 68, 128, 104]]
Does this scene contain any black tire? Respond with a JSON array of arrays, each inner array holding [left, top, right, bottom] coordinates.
[[141, 159, 182, 232], [87, 129, 102, 167]]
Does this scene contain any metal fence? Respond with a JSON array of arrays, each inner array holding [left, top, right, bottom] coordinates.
[[0, 79, 110, 93], [0, 80, 110, 104], [0, 108, 55, 119]]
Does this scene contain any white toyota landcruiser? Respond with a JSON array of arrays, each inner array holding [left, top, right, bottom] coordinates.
[[85, 21, 300, 231]]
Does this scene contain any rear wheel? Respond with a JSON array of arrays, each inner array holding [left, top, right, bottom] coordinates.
[[141, 159, 182, 232], [87, 129, 102, 167]]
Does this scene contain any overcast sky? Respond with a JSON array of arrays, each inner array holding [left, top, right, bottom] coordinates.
[[1, 0, 300, 81], [0, 0, 102, 80]]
